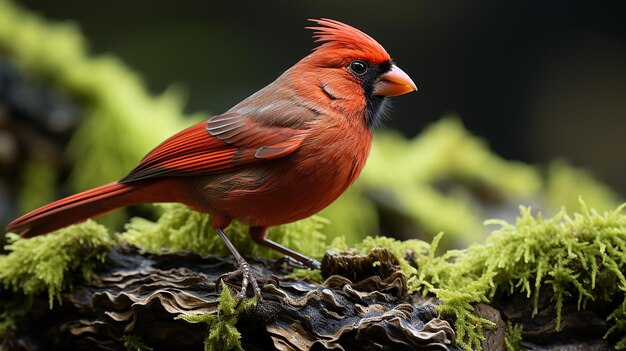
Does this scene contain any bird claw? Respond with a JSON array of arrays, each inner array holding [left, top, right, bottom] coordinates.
[[219, 261, 261, 299]]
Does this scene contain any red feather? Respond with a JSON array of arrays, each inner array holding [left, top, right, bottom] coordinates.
[[307, 18, 391, 65], [10, 182, 140, 237], [121, 112, 309, 183]]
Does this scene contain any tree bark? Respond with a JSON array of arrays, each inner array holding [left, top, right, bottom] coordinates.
[[0, 246, 458, 351], [0, 245, 618, 350]]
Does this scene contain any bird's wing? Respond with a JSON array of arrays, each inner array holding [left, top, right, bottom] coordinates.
[[119, 112, 309, 183]]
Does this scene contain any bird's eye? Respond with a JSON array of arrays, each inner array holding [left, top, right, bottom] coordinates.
[[349, 60, 368, 76]]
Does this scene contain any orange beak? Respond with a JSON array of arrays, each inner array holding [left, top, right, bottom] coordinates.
[[373, 64, 417, 97]]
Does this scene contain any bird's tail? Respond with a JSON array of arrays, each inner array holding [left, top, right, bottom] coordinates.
[[7, 182, 141, 238]]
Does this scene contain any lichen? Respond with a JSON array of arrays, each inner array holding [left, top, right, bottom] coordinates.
[[0, 220, 115, 307], [175, 281, 256, 351], [120, 203, 328, 260]]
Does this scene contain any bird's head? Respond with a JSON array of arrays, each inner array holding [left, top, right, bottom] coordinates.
[[302, 18, 417, 129]]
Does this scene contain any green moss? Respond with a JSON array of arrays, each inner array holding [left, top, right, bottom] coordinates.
[[318, 183, 379, 246], [0, 313, 16, 337], [0, 220, 114, 307], [323, 117, 544, 246], [323, 118, 623, 250], [175, 281, 256, 351], [17, 157, 56, 215], [289, 267, 324, 282], [120, 203, 328, 260], [120, 204, 232, 256], [546, 160, 622, 213], [0, 0, 193, 186], [412, 201, 626, 350], [607, 299, 626, 350], [504, 321, 523, 351], [260, 214, 328, 260], [0, 305, 25, 337], [331, 202, 625, 350], [123, 334, 154, 351], [0, 0, 196, 229]]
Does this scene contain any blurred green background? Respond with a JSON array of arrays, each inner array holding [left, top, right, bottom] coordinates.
[[0, 0, 624, 247]]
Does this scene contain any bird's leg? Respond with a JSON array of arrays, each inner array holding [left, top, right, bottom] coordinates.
[[249, 226, 321, 269], [214, 227, 261, 298]]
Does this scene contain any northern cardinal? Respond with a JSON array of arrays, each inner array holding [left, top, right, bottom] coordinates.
[[8, 19, 416, 296]]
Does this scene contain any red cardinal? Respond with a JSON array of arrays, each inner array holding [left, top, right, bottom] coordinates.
[[8, 19, 416, 295]]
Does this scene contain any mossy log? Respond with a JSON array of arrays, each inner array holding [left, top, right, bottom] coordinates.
[[0, 244, 617, 351], [1, 246, 457, 351]]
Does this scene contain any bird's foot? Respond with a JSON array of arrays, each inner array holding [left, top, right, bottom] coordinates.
[[219, 260, 261, 299]]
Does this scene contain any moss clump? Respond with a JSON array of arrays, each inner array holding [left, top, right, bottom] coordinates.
[[120, 203, 328, 260], [608, 300, 626, 349], [176, 281, 256, 351], [332, 201, 626, 350], [0, 220, 114, 307], [123, 334, 154, 351], [504, 321, 523, 351], [411, 201, 626, 350], [120, 204, 234, 256], [0, 304, 26, 338]]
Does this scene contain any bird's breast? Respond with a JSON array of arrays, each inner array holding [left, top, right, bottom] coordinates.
[[203, 119, 373, 227], [295, 122, 372, 188]]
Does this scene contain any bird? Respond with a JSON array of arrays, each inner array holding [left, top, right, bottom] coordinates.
[[7, 18, 416, 297]]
